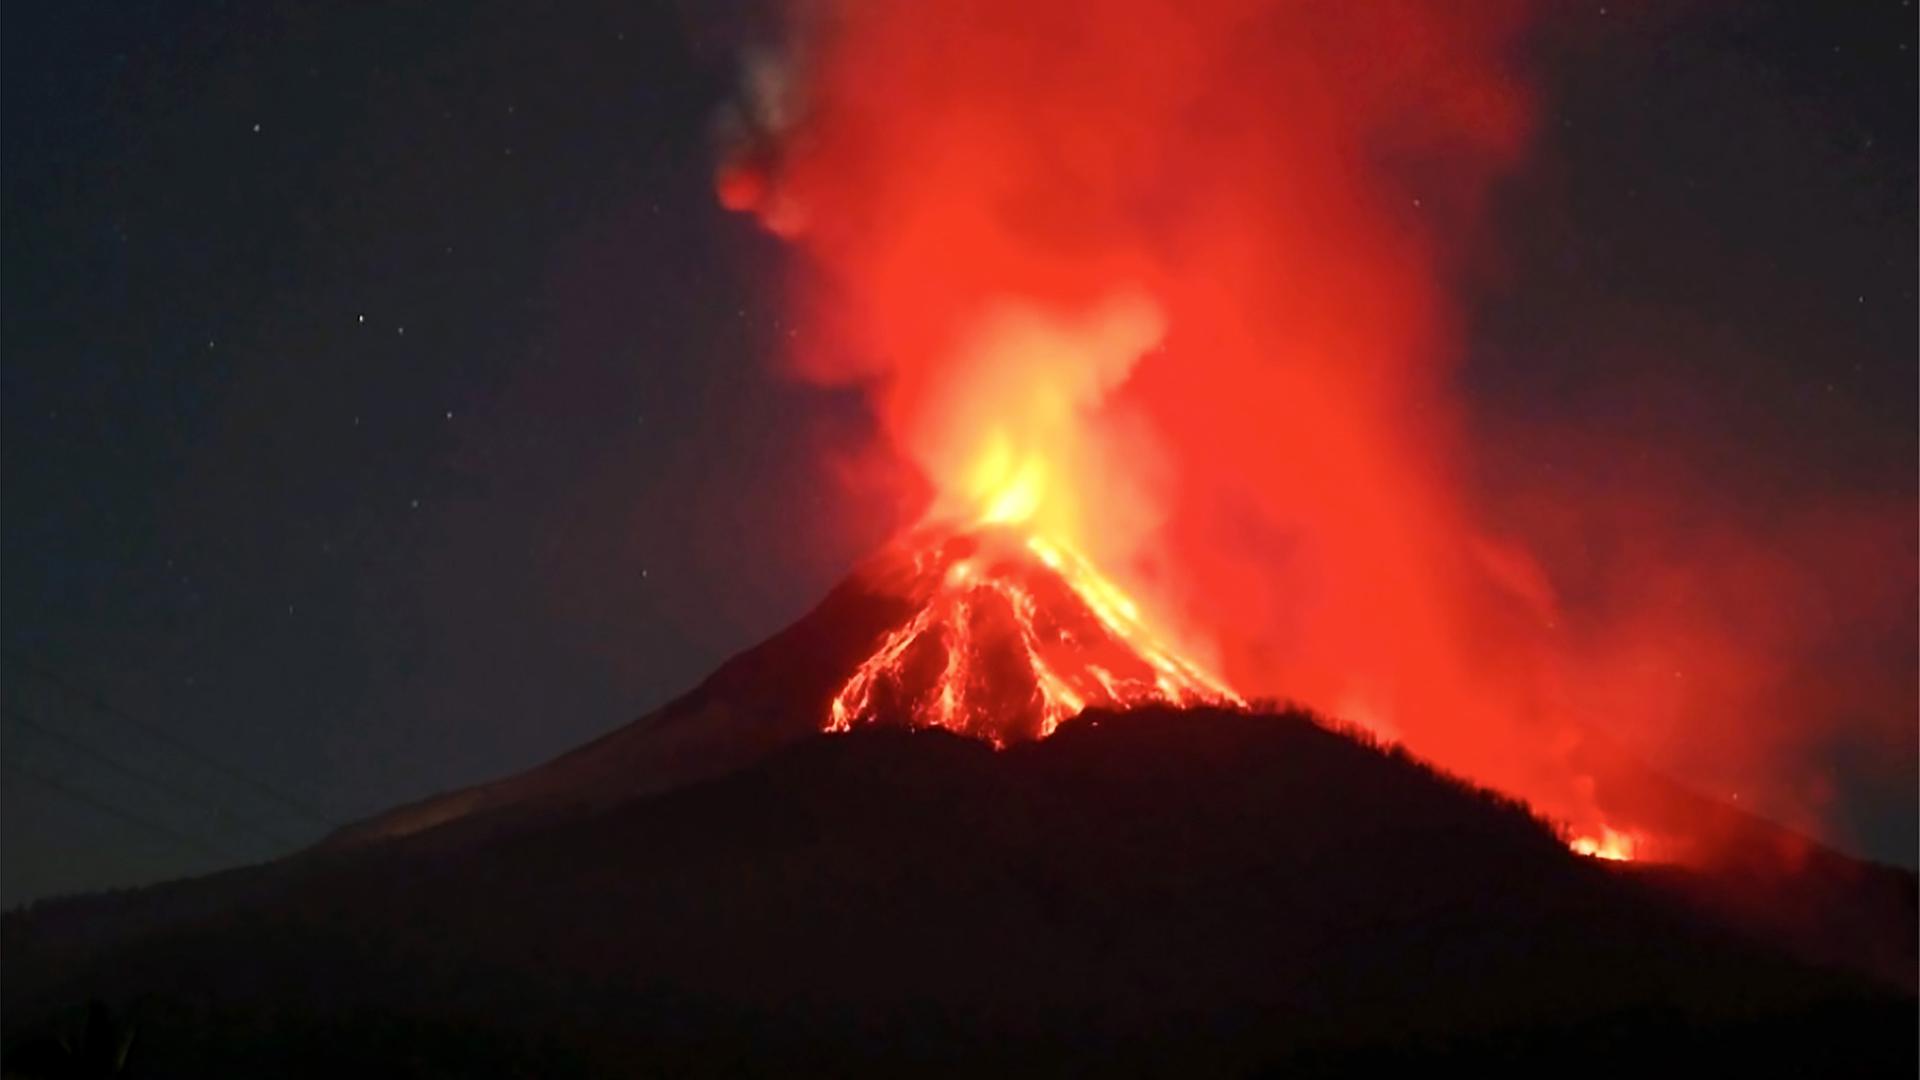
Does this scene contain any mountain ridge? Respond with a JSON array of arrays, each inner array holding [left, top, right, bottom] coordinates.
[[4, 708, 1913, 1075]]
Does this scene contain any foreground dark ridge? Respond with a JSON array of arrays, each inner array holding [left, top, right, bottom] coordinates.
[[4, 707, 1912, 1077]]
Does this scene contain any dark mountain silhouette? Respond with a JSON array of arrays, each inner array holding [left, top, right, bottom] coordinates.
[[5, 709, 1913, 1076], [3, 535, 1914, 1076]]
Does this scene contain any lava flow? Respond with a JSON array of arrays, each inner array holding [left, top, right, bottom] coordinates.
[[1568, 826, 1638, 863], [829, 524, 1240, 747]]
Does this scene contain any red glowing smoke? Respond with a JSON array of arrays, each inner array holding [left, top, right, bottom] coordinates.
[[715, 0, 1912, 860]]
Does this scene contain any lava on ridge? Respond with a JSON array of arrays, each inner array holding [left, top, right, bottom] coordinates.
[[829, 525, 1240, 747]]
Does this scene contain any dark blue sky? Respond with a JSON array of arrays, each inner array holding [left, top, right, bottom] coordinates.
[[3, 1, 1913, 906]]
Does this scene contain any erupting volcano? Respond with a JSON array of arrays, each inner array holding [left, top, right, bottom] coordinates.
[[828, 524, 1239, 747], [689, 0, 1920, 906], [3, 0, 1914, 1073], [708, 0, 1729, 867]]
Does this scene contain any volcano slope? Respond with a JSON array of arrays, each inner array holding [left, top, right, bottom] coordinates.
[[3, 708, 1913, 1077]]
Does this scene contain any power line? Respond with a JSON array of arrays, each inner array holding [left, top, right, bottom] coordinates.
[[1, 757, 243, 863], [3, 652, 337, 830], [4, 705, 303, 852]]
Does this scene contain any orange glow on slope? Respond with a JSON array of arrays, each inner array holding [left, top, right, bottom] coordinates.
[[1569, 826, 1639, 862], [828, 458, 1239, 745]]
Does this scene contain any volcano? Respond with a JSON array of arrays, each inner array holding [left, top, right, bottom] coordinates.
[[320, 522, 1238, 850], [3, 538, 1914, 1076]]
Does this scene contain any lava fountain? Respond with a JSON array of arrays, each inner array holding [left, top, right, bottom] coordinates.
[[823, 291, 1241, 746]]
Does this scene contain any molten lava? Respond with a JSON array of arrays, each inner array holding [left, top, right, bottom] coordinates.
[[1569, 827, 1639, 863], [829, 525, 1239, 747]]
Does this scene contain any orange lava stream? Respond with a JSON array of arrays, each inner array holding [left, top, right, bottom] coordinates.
[[1569, 826, 1639, 862], [828, 528, 1240, 746]]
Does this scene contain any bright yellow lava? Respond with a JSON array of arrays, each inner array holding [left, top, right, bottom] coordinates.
[[1569, 826, 1637, 862], [828, 455, 1240, 745]]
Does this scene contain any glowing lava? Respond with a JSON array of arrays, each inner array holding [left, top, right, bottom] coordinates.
[[828, 524, 1239, 747], [1569, 826, 1639, 862]]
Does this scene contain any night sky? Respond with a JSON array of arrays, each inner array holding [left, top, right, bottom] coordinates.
[[3, 2, 1913, 907]]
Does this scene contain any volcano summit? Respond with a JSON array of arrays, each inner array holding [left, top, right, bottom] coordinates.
[[828, 525, 1239, 746]]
